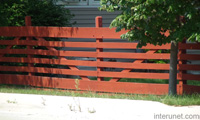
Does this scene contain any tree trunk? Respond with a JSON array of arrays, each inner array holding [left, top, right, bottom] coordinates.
[[169, 41, 178, 95]]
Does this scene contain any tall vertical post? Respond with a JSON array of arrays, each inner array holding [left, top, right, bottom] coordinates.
[[178, 39, 187, 95], [169, 41, 178, 95], [25, 16, 32, 26], [96, 16, 104, 81], [25, 16, 34, 76]]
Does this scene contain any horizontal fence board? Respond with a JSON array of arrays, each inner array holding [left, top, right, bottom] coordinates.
[[0, 49, 170, 59], [178, 64, 200, 71], [0, 26, 126, 39], [0, 74, 76, 88], [0, 57, 97, 67], [0, 40, 97, 48], [0, 57, 170, 70], [59, 42, 96, 48], [178, 73, 200, 81], [98, 61, 170, 70], [0, 66, 170, 80], [179, 54, 200, 60], [182, 84, 200, 94], [0, 49, 97, 58], [98, 71, 169, 79], [179, 43, 200, 49], [98, 43, 171, 49], [98, 52, 170, 59], [0, 66, 97, 76], [0, 40, 171, 50], [0, 74, 169, 95], [0, 66, 170, 79], [0, 74, 30, 85]]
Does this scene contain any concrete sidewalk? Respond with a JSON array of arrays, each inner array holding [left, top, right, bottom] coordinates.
[[0, 93, 199, 120]]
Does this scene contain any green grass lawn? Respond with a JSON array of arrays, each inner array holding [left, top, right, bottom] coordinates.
[[0, 84, 200, 106]]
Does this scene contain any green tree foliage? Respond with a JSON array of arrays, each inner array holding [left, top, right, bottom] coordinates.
[[100, 0, 200, 47], [0, 0, 74, 74], [0, 0, 74, 26]]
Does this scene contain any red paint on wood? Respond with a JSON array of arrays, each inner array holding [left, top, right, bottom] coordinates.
[[0, 57, 171, 70], [26, 16, 34, 76], [98, 61, 170, 70], [178, 54, 200, 60], [0, 26, 126, 39], [181, 85, 200, 94], [0, 16, 199, 95], [0, 40, 171, 50], [36, 37, 90, 81], [98, 71, 169, 79], [0, 37, 21, 57], [178, 64, 200, 71], [98, 43, 171, 49], [25, 16, 32, 26], [109, 50, 157, 82], [0, 57, 97, 67], [0, 66, 97, 77], [178, 73, 200, 81], [0, 74, 169, 95], [0, 40, 96, 48], [96, 16, 104, 81], [98, 52, 170, 59], [179, 43, 200, 50], [0, 49, 97, 58]]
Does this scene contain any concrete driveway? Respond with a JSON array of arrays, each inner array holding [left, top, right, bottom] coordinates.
[[0, 93, 199, 120]]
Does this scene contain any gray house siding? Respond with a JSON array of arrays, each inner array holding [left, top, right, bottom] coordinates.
[[68, 8, 121, 27]]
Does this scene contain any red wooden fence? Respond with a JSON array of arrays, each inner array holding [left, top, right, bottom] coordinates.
[[0, 16, 199, 95], [178, 40, 200, 94]]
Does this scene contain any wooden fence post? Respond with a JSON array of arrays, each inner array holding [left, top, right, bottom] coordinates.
[[25, 16, 34, 76], [25, 16, 32, 26], [96, 16, 104, 81], [178, 39, 187, 95], [169, 41, 178, 95]]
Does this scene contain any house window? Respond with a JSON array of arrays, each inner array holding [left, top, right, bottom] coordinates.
[[58, 0, 100, 6]]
